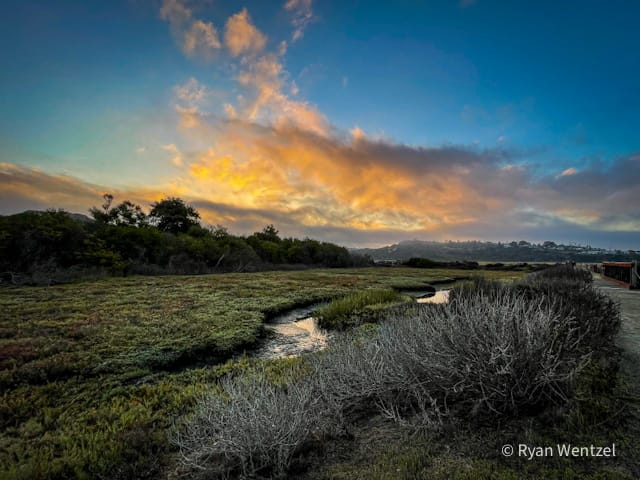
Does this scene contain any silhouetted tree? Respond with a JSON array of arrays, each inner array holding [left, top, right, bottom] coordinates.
[[108, 201, 147, 227], [89, 194, 146, 227], [89, 193, 114, 224], [148, 197, 200, 234], [209, 224, 230, 240], [255, 224, 280, 243]]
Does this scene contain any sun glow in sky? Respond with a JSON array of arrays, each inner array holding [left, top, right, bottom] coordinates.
[[1, 0, 639, 248]]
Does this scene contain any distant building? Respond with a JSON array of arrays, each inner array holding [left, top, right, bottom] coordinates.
[[374, 259, 400, 267]]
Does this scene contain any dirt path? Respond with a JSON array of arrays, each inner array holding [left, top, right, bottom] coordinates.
[[594, 274, 640, 382]]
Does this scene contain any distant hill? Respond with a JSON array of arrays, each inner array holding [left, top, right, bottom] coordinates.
[[351, 240, 640, 263], [22, 210, 93, 223]]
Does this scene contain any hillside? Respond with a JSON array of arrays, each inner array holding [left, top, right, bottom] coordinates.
[[352, 239, 640, 263]]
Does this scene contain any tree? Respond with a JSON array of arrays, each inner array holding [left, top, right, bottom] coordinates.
[[148, 197, 200, 234], [89, 194, 146, 227], [89, 193, 114, 224], [255, 224, 280, 243], [109, 201, 147, 227], [0, 210, 88, 272], [209, 224, 230, 240]]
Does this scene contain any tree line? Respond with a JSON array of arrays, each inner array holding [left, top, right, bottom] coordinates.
[[0, 195, 371, 285]]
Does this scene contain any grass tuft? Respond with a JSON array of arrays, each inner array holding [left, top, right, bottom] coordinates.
[[316, 288, 407, 329]]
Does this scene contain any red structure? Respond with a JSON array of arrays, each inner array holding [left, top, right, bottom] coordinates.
[[602, 261, 640, 289]]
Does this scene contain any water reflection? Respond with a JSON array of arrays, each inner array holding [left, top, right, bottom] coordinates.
[[401, 289, 451, 304], [416, 289, 450, 304], [252, 304, 330, 359]]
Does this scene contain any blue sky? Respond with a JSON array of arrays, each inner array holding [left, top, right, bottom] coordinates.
[[1, 0, 639, 248]]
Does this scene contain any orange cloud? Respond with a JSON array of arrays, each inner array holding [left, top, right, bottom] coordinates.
[[183, 20, 221, 58], [224, 9, 267, 57], [0, 163, 165, 216], [165, 117, 514, 234], [284, 0, 314, 41], [160, 0, 221, 60], [4, 145, 640, 247], [162, 4, 327, 138], [154, 4, 521, 234], [162, 144, 183, 167], [233, 53, 328, 136], [160, 0, 191, 29]]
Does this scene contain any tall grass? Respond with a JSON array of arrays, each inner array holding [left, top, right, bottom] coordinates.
[[316, 288, 405, 329]]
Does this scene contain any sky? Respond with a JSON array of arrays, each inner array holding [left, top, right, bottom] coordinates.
[[1, 0, 639, 249]]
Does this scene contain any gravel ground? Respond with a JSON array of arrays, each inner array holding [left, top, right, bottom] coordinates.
[[594, 274, 640, 382]]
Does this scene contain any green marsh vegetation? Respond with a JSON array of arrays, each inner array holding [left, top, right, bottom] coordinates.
[[316, 289, 410, 329], [0, 267, 521, 479]]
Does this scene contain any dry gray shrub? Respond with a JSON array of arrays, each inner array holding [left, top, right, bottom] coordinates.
[[173, 373, 326, 478], [310, 286, 591, 427], [381, 289, 589, 416]]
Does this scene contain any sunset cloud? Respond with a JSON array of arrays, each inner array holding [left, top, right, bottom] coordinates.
[[224, 9, 267, 57], [183, 20, 221, 58], [162, 143, 183, 167], [223, 103, 238, 119], [3, 146, 640, 247], [231, 53, 328, 136], [174, 77, 208, 106], [160, 0, 221, 60], [162, 112, 640, 239], [161, 3, 327, 138], [196, 105, 636, 244], [284, 0, 314, 41], [159, 0, 191, 29], [23, 5, 640, 246], [558, 167, 577, 177]]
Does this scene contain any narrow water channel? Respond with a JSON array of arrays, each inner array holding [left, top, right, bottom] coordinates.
[[251, 304, 330, 359], [253, 289, 451, 360]]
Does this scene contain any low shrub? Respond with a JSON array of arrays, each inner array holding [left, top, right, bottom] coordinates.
[[519, 266, 619, 354], [173, 371, 328, 478], [454, 269, 619, 356], [311, 285, 592, 427], [527, 263, 593, 285]]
